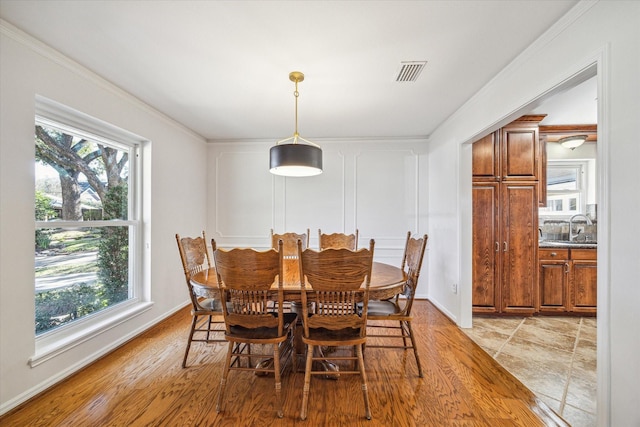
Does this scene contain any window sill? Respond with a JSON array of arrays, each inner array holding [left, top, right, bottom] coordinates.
[[29, 301, 154, 368]]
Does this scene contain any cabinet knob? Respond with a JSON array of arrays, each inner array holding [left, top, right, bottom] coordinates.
[[550, 252, 557, 257]]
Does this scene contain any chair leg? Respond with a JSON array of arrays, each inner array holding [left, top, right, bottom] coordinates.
[[353, 345, 358, 370], [290, 327, 297, 373], [405, 321, 423, 378], [300, 344, 314, 421], [400, 320, 408, 347], [356, 344, 372, 420], [273, 343, 284, 418], [216, 341, 234, 413], [206, 315, 213, 341], [182, 315, 198, 368]]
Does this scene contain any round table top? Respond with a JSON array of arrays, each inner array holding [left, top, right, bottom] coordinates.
[[190, 260, 407, 301]]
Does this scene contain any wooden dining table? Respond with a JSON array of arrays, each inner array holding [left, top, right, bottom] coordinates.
[[190, 258, 408, 301], [190, 257, 407, 377]]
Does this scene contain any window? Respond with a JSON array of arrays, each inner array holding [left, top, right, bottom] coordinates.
[[540, 161, 587, 216], [32, 97, 149, 365]]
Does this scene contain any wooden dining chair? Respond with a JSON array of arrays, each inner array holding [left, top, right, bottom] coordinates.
[[269, 229, 309, 312], [318, 229, 359, 250], [271, 228, 310, 257], [213, 240, 298, 419], [175, 232, 226, 368], [365, 232, 428, 377], [297, 239, 375, 421]]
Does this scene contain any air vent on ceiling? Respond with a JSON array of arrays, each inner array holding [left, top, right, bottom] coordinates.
[[395, 61, 427, 82]]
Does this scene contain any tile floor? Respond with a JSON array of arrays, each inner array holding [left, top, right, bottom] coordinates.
[[463, 315, 597, 427]]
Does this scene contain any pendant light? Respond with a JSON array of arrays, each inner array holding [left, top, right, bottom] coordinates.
[[269, 71, 323, 177]]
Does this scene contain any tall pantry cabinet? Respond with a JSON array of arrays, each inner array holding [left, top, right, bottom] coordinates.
[[472, 116, 544, 315]]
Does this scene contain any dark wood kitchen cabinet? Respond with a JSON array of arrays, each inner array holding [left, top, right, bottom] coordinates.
[[472, 117, 543, 182], [472, 181, 539, 314], [500, 182, 539, 314], [538, 248, 570, 313], [472, 181, 500, 313], [472, 132, 500, 180], [500, 121, 540, 181], [538, 247, 597, 315], [569, 249, 597, 314], [472, 116, 543, 315]]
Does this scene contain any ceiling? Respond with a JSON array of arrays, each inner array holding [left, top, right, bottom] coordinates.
[[532, 76, 597, 126], [0, 0, 582, 142]]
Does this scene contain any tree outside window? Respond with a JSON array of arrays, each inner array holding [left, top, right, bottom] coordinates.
[[35, 121, 136, 335]]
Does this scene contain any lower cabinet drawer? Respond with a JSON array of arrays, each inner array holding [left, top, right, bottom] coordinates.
[[539, 248, 569, 260], [570, 249, 597, 260]]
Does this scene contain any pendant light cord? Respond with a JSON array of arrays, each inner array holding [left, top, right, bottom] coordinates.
[[274, 71, 320, 148], [293, 80, 299, 140]]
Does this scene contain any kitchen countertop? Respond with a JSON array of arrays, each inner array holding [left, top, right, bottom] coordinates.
[[539, 240, 597, 249]]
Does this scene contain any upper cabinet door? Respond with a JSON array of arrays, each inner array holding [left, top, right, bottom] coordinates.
[[501, 124, 539, 181], [472, 131, 500, 181]]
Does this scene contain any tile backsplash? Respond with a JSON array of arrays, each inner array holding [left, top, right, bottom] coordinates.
[[539, 204, 597, 242]]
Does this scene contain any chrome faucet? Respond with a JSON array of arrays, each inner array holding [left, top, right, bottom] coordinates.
[[569, 214, 593, 241]]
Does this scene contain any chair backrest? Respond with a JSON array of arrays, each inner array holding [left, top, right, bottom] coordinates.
[[213, 240, 286, 334], [318, 229, 359, 251], [398, 232, 428, 315], [298, 240, 374, 336], [271, 228, 309, 257], [176, 232, 213, 309]]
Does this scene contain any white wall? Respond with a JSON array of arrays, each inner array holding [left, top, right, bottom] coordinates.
[[207, 138, 430, 268], [0, 21, 208, 413], [427, 1, 640, 425]]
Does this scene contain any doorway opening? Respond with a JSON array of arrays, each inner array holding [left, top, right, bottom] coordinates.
[[468, 68, 602, 427]]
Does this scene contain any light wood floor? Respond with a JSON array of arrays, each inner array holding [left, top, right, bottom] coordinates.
[[1, 300, 569, 426]]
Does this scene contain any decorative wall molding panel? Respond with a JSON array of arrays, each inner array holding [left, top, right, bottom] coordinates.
[[208, 139, 428, 266]]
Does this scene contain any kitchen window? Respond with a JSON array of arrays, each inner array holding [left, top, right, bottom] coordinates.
[[540, 161, 588, 216]]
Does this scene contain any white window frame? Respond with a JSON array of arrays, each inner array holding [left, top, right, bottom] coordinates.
[[540, 160, 588, 218], [30, 96, 152, 367]]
